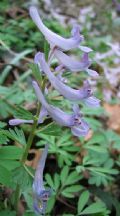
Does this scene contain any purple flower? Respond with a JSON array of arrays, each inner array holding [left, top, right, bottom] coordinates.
[[54, 49, 90, 71], [35, 52, 100, 107], [32, 80, 89, 137], [54, 49, 98, 77], [29, 6, 83, 51], [33, 144, 52, 215], [9, 106, 48, 126]]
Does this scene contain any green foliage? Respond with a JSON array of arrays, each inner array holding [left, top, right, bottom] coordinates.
[[0, 165, 12, 187], [12, 166, 32, 191], [77, 191, 90, 213], [77, 191, 110, 215], [79, 201, 109, 215], [45, 166, 83, 213], [13, 106, 34, 120], [36, 122, 62, 136], [0, 130, 9, 145], [45, 166, 83, 196], [0, 121, 7, 128], [3, 127, 26, 145], [0, 146, 23, 160], [0, 210, 16, 216], [36, 131, 80, 167], [29, 63, 42, 84]]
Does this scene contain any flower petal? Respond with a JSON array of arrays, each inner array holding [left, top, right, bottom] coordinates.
[[54, 49, 90, 72], [38, 106, 48, 123], [84, 96, 100, 107], [71, 24, 84, 41], [71, 119, 89, 137], [33, 144, 49, 194], [55, 64, 65, 73], [71, 126, 89, 137], [79, 45, 93, 53], [72, 104, 80, 115]]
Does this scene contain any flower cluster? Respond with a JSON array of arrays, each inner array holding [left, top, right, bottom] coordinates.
[[9, 6, 100, 137], [9, 6, 100, 214]]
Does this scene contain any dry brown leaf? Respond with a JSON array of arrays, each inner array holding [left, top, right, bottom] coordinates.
[[84, 129, 93, 141], [104, 103, 120, 133], [26, 149, 42, 169]]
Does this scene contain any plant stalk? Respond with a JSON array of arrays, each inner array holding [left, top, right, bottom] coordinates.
[[21, 102, 41, 164], [14, 184, 20, 214]]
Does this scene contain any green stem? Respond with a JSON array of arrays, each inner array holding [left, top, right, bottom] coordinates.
[[21, 77, 46, 164], [14, 184, 20, 213], [21, 102, 41, 164], [23, 164, 34, 178]]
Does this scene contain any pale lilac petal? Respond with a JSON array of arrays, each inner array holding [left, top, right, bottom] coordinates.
[[34, 52, 41, 64], [32, 80, 49, 109], [71, 126, 89, 137], [9, 119, 33, 126], [34, 52, 43, 73], [33, 144, 49, 193], [71, 24, 84, 41], [72, 104, 80, 115], [84, 96, 100, 107], [71, 119, 89, 137], [54, 49, 90, 72], [79, 45, 93, 53], [86, 69, 99, 77], [36, 52, 92, 101], [71, 24, 80, 37], [29, 6, 83, 51], [38, 106, 48, 123], [55, 64, 65, 73]]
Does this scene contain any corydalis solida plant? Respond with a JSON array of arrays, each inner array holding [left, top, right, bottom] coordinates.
[[9, 6, 100, 215]]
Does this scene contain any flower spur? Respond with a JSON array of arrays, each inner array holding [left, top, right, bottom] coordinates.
[[29, 6, 83, 51], [33, 144, 52, 215]]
